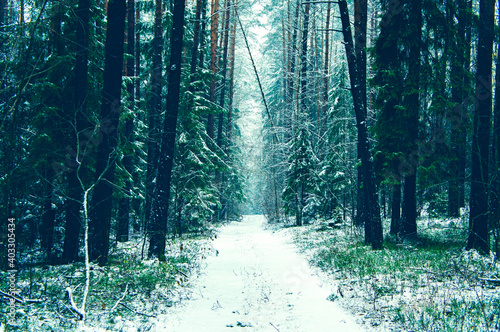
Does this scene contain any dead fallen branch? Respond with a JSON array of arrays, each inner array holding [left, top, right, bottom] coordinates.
[[0, 289, 45, 304], [119, 303, 157, 318], [176, 269, 189, 279], [269, 322, 280, 331], [110, 284, 129, 312], [478, 277, 500, 285], [66, 287, 84, 320]]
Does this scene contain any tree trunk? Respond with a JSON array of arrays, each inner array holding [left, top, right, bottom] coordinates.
[[89, 0, 126, 265], [190, 0, 202, 80], [299, 3, 310, 115], [0, 0, 5, 28], [400, 0, 422, 240], [287, 0, 300, 137], [353, 0, 368, 240], [41, 167, 56, 262], [207, 0, 219, 138], [467, 0, 494, 255], [215, 0, 232, 221], [117, 0, 136, 242], [62, 0, 90, 263], [148, 0, 186, 259], [145, 0, 163, 232], [448, 0, 468, 218], [338, 0, 382, 249], [491, 1, 500, 257], [390, 183, 401, 235], [320, 1, 331, 138], [459, 0, 473, 209], [198, 0, 208, 68], [227, 2, 237, 143], [217, 0, 231, 145], [492, 26, 500, 257]]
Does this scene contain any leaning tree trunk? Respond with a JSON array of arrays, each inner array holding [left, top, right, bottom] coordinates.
[[467, 0, 494, 255], [89, 0, 126, 265], [148, 0, 186, 259]]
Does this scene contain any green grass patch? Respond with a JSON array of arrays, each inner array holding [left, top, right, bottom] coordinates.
[[291, 218, 500, 331], [0, 235, 215, 331]]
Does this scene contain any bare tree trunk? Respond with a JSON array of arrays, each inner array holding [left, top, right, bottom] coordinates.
[[89, 0, 126, 265], [448, 0, 468, 218], [491, 0, 500, 257], [400, 0, 422, 240], [353, 0, 369, 242], [320, 1, 331, 138], [63, 0, 90, 263], [145, 0, 163, 233], [467, 0, 494, 255], [338, 0, 382, 249], [117, 0, 136, 242], [148, 0, 186, 259], [227, 1, 237, 143], [207, 0, 219, 138]]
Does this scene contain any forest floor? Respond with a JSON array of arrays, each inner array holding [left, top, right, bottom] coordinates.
[[152, 214, 363, 331], [283, 214, 500, 332], [0, 229, 217, 331], [2, 214, 498, 331]]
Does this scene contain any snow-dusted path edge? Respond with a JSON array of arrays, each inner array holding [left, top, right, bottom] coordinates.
[[151, 215, 364, 331]]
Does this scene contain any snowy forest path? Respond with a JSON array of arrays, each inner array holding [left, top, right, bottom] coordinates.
[[152, 215, 363, 331]]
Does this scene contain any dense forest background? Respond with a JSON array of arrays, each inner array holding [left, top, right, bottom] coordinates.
[[0, 0, 499, 304]]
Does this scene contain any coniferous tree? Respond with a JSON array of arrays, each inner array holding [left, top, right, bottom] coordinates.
[[371, 0, 406, 235], [283, 127, 318, 226]]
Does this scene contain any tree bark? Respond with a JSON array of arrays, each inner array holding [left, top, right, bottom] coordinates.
[[145, 0, 163, 232], [148, 0, 186, 259], [353, 0, 368, 240], [41, 167, 56, 262], [338, 0, 382, 249], [299, 3, 310, 115], [390, 183, 401, 235], [117, 0, 136, 242], [89, 0, 126, 265], [62, 0, 90, 263], [467, 0, 494, 255], [207, 0, 219, 138], [492, 0, 500, 257], [190, 0, 202, 80], [227, 2, 237, 143], [448, 0, 468, 218], [400, 0, 422, 240], [320, 1, 331, 138]]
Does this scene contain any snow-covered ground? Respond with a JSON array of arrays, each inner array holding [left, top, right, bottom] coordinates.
[[152, 215, 363, 331]]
